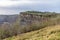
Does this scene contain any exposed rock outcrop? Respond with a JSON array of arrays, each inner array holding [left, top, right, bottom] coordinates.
[[20, 11, 57, 26]]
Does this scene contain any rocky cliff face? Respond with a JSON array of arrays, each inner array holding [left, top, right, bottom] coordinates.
[[20, 11, 57, 26]]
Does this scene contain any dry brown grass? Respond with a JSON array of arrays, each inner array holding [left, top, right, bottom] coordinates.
[[4, 25, 60, 40]]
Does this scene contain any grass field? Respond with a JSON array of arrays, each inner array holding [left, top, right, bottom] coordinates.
[[4, 25, 60, 40]]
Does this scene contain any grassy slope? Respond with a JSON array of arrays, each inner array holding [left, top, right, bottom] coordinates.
[[4, 25, 60, 40], [4, 12, 60, 40]]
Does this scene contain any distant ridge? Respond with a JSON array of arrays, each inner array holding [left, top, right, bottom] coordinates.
[[0, 15, 18, 24]]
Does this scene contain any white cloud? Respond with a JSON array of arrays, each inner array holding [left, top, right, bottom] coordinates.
[[0, 9, 19, 15], [0, 0, 59, 7], [0, 1, 33, 7]]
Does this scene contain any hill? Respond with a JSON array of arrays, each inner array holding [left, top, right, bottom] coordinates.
[[0, 15, 18, 24], [0, 11, 60, 40], [4, 25, 60, 40]]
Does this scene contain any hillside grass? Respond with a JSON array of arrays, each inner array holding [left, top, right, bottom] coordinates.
[[2, 12, 60, 40], [4, 25, 60, 40]]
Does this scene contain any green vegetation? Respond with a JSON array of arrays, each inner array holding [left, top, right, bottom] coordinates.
[[4, 25, 60, 40], [0, 11, 60, 40]]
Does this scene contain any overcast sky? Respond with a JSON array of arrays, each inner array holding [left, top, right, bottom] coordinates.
[[0, 0, 60, 15]]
